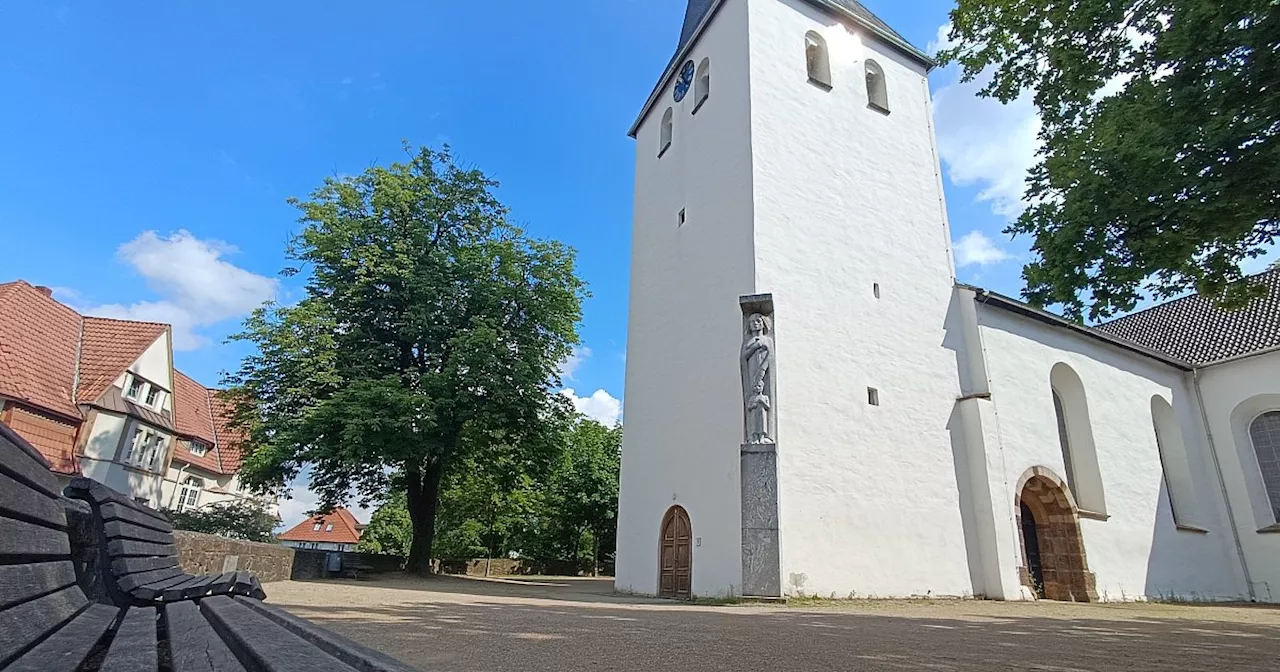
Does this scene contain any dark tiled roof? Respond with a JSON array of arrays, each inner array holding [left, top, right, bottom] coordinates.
[[1094, 268, 1280, 365]]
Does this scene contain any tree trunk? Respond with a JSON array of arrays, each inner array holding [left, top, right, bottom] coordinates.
[[405, 461, 444, 575], [592, 531, 600, 578]]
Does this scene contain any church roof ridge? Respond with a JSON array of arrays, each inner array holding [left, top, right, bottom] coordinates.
[[630, 0, 935, 137]]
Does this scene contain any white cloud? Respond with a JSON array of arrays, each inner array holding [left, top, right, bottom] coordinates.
[[560, 388, 622, 426], [559, 346, 591, 381], [83, 230, 278, 350], [276, 472, 375, 531], [953, 231, 1013, 268]]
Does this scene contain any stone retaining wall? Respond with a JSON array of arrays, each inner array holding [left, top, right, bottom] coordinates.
[[172, 530, 295, 583]]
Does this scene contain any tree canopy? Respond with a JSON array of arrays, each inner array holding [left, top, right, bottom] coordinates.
[[165, 499, 277, 544], [225, 145, 587, 573], [940, 0, 1279, 320]]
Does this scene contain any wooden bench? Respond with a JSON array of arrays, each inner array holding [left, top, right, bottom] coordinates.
[[64, 477, 266, 606], [0, 422, 419, 671]]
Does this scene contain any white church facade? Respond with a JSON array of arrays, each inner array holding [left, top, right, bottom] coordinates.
[[615, 0, 1280, 602]]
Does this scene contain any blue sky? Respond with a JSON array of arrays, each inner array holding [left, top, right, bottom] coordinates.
[[6, 1, 1264, 523]]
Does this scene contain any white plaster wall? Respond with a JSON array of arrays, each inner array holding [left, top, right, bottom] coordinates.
[[1197, 350, 1280, 602], [615, 0, 758, 597], [976, 305, 1246, 601], [82, 411, 128, 461], [747, 0, 970, 598], [130, 334, 173, 393]]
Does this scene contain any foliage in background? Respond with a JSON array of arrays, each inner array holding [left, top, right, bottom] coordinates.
[[356, 491, 413, 557], [355, 417, 622, 573], [225, 144, 588, 573], [941, 0, 1278, 320], [165, 499, 277, 543]]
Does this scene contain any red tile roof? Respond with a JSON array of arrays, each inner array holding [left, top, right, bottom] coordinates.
[[77, 317, 168, 404], [170, 370, 246, 476], [0, 281, 85, 419], [278, 507, 364, 545]]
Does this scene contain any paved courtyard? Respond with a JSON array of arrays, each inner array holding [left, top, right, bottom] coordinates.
[[266, 576, 1280, 671]]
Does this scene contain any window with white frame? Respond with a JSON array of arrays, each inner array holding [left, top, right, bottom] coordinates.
[[693, 58, 711, 112], [188, 440, 209, 458], [326, 524, 334, 532], [659, 107, 674, 157], [312, 522, 322, 531], [805, 31, 832, 88], [123, 373, 167, 410], [1250, 411, 1280, 521], [123, 425, 166, 471], [865, 59, 889, 112], [178, 476, 204, 511]]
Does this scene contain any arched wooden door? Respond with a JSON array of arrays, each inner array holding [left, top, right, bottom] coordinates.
[[658, 506, 692, 599]]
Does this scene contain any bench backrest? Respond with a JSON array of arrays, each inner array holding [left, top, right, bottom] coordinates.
[[64, 477, 184, 604], [0, 421, 91, 668]]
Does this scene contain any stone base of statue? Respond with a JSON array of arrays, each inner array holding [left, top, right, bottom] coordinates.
[[741, 442, 781, 598]]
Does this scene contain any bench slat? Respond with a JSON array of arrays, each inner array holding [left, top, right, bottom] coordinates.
[[249, 574, 268, 600], [3, 602, 119, 672], [0, 585, 88, 667], [99, 606, 158, 671], [201, 596, 359, 671], [107, 538, 177, 558], [0, 516, 71, 558], [67, 478, 171, 525], [237, 597, 420, 672], [206, 572, 237, 596], [104, 520, 175, 545], [178, 573, 219, 599], [165, 601, 247, 672], [0, 560, 78, 611], [111, 554, 179, 576], [161, 575, 209, 602], [101, 502, 174, 534], [117, 566, 185, 593], [133, 573, 196, 602], [0, 428, 61, 497], [231, 571, 257, 596], [0, 471, 67, 529]]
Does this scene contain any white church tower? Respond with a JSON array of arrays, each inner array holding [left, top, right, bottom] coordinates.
[[616, 0, 971, 599]]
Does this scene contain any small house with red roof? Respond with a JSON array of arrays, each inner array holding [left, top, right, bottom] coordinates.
[[277, 508, 365, 552], [0, 280, 268, 512]]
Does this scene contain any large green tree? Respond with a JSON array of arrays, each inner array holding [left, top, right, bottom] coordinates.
[[357, 491, 413, 557], [547, 419, 621, 574], [225, 145, 587, 573], [941, 0, 1279, 320]]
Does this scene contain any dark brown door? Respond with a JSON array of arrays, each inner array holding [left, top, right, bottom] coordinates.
[[659, 506, 692, 599]]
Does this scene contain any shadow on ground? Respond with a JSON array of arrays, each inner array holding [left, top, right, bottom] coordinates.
[[267, 576, 1280, 672]]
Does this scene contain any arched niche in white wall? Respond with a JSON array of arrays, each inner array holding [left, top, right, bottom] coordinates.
[[1049, 363, 1107, 516], [693, 58, 711, 112], [1230, 394, 1280, 531], [1151, 395, 1203, 530], [804, 31, 831, 88], [659, 107, 673, 157]]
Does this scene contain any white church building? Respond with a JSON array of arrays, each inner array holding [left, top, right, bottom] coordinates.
[[615, 0, 1280, 602]]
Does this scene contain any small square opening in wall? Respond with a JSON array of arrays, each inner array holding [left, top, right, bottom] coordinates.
[[867, 387, 880, 406], [678, 208, 686, 227]]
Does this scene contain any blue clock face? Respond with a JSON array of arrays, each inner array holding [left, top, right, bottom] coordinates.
[[674, 60, 695, 102]]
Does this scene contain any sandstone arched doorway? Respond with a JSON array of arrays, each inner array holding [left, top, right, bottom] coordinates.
[[1015, 468, 1097, 602], [658, 505, 692, 599]]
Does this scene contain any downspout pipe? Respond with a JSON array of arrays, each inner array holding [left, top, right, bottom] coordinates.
[[1194, 368, 1256, 601]]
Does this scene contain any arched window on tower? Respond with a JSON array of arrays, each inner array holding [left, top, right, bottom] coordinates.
[[865, 59, 889, 112], [805, 32, 831, 88], [1049, 363, 1107, 516], [1250, 411, 1280, 522], [659, 107, 673, 157], [1151, 395, 1202, 529], [694, 58, 711, 112]]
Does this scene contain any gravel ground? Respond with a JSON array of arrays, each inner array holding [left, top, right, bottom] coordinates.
[[265, 575, 1280, 672]]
